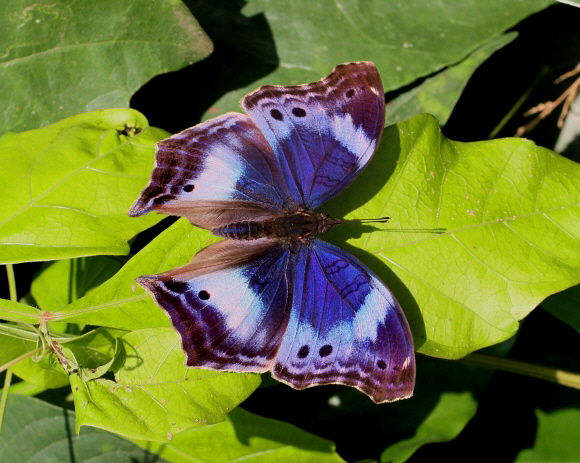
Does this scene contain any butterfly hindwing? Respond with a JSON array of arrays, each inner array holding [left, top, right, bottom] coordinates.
[[138, 239, 293, 371], [129, 113, 294, 229], [242, 62, 385, 209], [272, 239, 415, 403]]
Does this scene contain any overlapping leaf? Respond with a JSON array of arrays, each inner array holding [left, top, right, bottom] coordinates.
[[201, 0, 551, 118], [0, 109, 168, 263], [71, 328, 261, 441], [1, 394, 161, 462], [0, 0, 213, 134]]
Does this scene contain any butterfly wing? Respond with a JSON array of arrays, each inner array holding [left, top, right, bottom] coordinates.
[[137, 238, 294, 371], [272, 239, 415, 403], [129, 113, 296, 229], [242, 61, 385, 210]]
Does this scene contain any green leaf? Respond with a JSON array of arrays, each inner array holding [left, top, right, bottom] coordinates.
[[0, 109, 168, 264], [0, 299, 41, 324], [385, 33, 517, 126], [322, 114, 580, 358], [31, 256, 123, 311], [380, 392, 476, 462], [515, 408, 580, 461], [0, 333, 69, 389], [0, 0, 212, 134], [135, 407, 345, 462], [71, 328, 261, 441], [1, 394, 161, 462], [202, 0, 551, 118]]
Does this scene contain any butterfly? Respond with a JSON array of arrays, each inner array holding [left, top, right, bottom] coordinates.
[[128, 62, 415, 403]]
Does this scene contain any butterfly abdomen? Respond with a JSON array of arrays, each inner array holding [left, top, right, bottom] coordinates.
[[212, 221, 273, 240]]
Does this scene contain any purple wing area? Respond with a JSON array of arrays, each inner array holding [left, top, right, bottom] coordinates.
[[272, 239, 415, 403], [128, 113, 296, 229], [137, 239, 294, 371], [242, 62, 385, 210]]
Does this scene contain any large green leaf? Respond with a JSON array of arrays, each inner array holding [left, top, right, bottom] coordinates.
[[384, 33, 517, 126], [71, 328, 261, 441], [55, 114, 580, 359], [541, 284, 580, 332], [0, 0, 212, 134], [1, 394, 161, 462], [135, 407, 345, 462], [199, 0, 551, 118], [0, 109, 167, 264], [324, 114, 580, 357]]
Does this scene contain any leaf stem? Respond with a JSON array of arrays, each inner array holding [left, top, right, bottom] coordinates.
[[461, 352, 580, 390], [5, 264, 17, 302], [488, 65, 550, 139]]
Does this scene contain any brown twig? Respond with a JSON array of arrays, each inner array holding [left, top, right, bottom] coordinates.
[[515, 63, 580, 137]]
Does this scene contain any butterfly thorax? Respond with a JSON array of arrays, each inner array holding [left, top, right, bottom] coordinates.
[[211, 209, 342, 242]]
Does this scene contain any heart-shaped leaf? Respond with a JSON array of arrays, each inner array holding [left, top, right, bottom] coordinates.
[[0, 109, 168, 264]]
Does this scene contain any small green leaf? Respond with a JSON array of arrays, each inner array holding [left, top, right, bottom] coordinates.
[[515, 408, 580, 461], [0, 109, 168, 264], [0, 0, 213, 133], [71, 328, 261, 441], [0, 334, 69, 389], [134, 407, 345, 462], [0, 394, 161, 462], [380, 392, 477, 463]]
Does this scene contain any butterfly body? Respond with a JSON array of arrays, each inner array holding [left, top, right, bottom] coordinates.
[[211, 209, 342, 241], [130, 62, 416, 403]]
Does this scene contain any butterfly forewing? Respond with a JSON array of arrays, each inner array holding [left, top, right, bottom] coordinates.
[[128, 113, 294, 229], [242, 62, 385, 209]]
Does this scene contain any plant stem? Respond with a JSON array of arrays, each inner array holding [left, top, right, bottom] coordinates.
[[0, 370, 12, 434], [1, 264, 18, 435], [488, 65, 550, 139], [461, 352, 580, 390]]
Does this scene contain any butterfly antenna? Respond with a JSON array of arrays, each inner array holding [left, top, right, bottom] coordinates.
[[344, 216, 391, 224]]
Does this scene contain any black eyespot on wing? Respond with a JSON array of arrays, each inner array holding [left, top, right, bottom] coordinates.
[[345, 88, 355, 98], [198, 290, 210, 300], [292, 107, 306, 117], [377, 360, 387, 370], [297, 345, 309, 359], [319, 345, 332, 357], [183, 184, 194, 192], [270, 109, 283, 121]]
